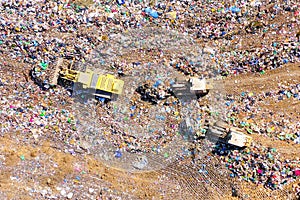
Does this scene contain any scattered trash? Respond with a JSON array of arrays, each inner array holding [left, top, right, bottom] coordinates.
[[0, 0, 299, 198], [115, 150, 122, 158], [20, 155, 25, 161]]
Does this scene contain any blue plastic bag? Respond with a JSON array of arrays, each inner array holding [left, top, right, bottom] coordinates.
[[116, 0, 125, 5], [149, 10, 159, 18]]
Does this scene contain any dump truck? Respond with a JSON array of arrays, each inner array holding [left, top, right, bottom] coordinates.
[[207, 121, 252, 147], [30, 59, 124, 100]]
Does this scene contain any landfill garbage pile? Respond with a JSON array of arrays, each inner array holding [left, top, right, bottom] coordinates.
[[212, 143, 299, 190], [223, 83, 300, 142], [0, 0, 300, 199]]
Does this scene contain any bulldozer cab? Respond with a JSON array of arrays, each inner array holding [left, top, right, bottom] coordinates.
[[227, 128, 252, 147], [190, 77, 213, 98]]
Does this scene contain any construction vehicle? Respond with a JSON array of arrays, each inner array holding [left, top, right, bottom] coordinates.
[[57, 68, 124, 100], [171, 76, 213, 102], [178, 117, 252, 147], [30, 58, 124, 100], [207, 121, 252, 148]]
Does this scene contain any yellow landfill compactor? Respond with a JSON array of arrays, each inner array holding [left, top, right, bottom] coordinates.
[[58, 68, 124, 100]]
